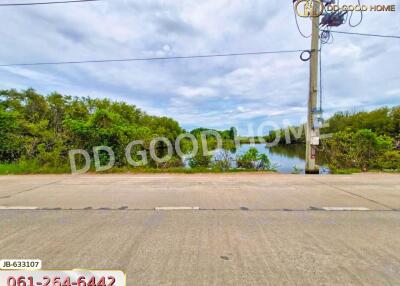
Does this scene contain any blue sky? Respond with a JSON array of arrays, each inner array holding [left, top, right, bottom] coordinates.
[[0, 0, 399, 135]]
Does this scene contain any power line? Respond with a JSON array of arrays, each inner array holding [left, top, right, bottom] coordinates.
[[0, 49, 308, 67], [292, 4, 311, 39], [348, 0, 363, 28], [326, 30, 400, 39], [0, 0, 100, 6]]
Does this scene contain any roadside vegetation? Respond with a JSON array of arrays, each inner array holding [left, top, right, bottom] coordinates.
[[0, 89, 186, 173], [324, 107, 399, 172], [325, 129, 399, 173], [0, 89, 274, 174], [188, 147, 276, 172], [0, 89, 398, 174], [264, 107, 400, 173]]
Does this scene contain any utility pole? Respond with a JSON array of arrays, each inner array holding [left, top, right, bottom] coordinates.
[[305, 1, 320, 174]]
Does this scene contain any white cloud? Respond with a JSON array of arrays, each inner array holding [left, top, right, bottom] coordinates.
[[0, 0, 398, 133], [176, 86, 218, 98], [386, 89, 400, 96]]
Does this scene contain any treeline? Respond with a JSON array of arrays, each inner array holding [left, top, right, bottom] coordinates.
[[1, 89, 398, 173], [0, 89, 185, 170], [190, 127, 237, 140], [323, 108, 399, 171], [265, 106, 400, 144]]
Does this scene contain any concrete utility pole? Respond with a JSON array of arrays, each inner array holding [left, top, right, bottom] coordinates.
[[305, 1, 320, 174]]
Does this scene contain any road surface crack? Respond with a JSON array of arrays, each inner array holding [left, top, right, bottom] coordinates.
[[0, 180, 62, 199], [311, 178, 395, 210]]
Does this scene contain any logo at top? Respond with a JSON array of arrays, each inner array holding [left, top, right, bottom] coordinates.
[[294, 0, 324, 17]]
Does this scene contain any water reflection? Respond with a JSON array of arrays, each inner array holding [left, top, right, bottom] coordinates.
[[235, 144, 305, 173], [183, 143, 330, 174], [216, 144, 329, 174]]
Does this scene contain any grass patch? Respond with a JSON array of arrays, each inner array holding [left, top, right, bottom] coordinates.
[[2, 162, 395, 175], [0, 161, 70, 175], [0, 162, 277, 175], [330, 168, 362, 174], [330, 168, 399, 174]]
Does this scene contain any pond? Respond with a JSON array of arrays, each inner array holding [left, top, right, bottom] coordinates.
[[187, 143, 330, 174], [237, 144, 330, 174], [237, 144, 307, 173]]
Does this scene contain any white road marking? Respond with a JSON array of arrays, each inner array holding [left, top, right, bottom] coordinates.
[[322, 207, 370, 211], [155, 206, 200, 211], [0, 206, 39, 210], [81, 176, 173, 179]]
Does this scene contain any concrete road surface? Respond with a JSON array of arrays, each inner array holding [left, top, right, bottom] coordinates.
[[0, 173, 399, 285]]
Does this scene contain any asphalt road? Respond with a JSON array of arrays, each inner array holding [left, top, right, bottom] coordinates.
[[0, 173, 399, 285]]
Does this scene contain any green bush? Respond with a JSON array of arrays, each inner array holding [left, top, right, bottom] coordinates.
[[157, 156, 184, 169], [0, 89, 184, 170], [326, 129, 394, 171], [213, 150, 233, 171], [237, 147, 272, 170], [189, 153, 211, 168], [376, 150, 400, 170]]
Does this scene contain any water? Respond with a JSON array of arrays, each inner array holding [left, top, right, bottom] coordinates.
[[212, 144, 330, 174], [183, 143, 329, 174], [238, 144, 306, 173]]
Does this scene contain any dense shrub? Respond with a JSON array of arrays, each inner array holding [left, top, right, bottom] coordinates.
[[325, 129, 396, 171], [237, 147, 272, 170], [213, 150, 234, 171], [0, 89, 184, 169], [156, 156, 184, 169], [376, 150, 400, 171], [265, 106, 400, 145]]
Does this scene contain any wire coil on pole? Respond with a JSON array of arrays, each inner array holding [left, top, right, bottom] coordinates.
[[300, 50, 312, 61]]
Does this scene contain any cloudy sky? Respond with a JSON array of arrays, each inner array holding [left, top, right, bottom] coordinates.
[[0, 0, 399, 135]]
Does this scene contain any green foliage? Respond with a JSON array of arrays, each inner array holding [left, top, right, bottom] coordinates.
[[155, 156, 184, 169], [375, 150, 400, 171], [229, 127, 237, 140], [188, 136, 212, 168], [237, 147, 272, 170], [321, 108, 399, 172], [324, 107, 400, 138], [1, 88, 397, 174], [191, 126, 237, 140], [292, 165, 303, 174], [0, 89, 184, 170], [213, 150, 234, 171], [263, 106, 399, 173], [265, 106, 400, 146], [0, 108, 22, 162], [238, 136, 269, 144], [330, 168, 362, 175], [188, 155, 212, 168], [257, 153, 272, 170], [0, 160, 71, 174], [325, 129, 396, 171], [237, 147, 258, 169]]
